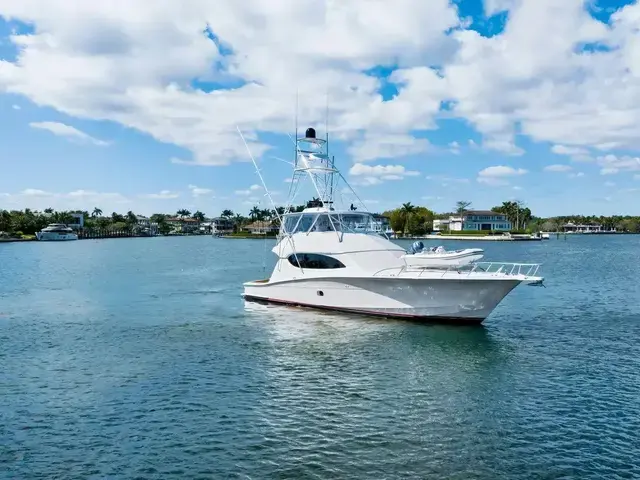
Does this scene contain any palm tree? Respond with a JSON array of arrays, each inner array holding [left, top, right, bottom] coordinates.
[[53, 210, 74, 225], [192, 211, 205, 222], [455, 201, 472, 215], [0, 209, 11, 233], [401, 202, 415, 236], [126, 210, 137, 226], [176, 209, 191, 219], [249, 206, 261, 221], [44, 207, 54, 214], [260, 208, 271, 221], [221, 209, 233, 219], [92, 207, 103, 217], [233, 213, 245, 233]]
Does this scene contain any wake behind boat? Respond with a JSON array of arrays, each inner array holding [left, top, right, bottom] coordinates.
[[241, 126, 544, 324]]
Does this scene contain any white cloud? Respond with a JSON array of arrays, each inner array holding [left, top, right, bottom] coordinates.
[[597, 154, 640, 175], [29, 121, 109, 146], [569, 171, 585, 178], [544, 164, 572, 172], [604, 181, 616, 187], [551, 145, 588, 156], [5, 0, 640, 171], [477, 165, 527, 186], [425, 175, 469, 184], [12, 104, 20, 110], [1, 189, 130, 212], [551, 145, 593, 163], [0, 1, 458, 166], [478, 165, 528, 177], [349, 163, 420, 185], [348, 134, 432, 163], [20, 188, 52, 196], [235, 184, 263, 196], [188, 184, 213, 197], [139, 190, 180, 199], [441, 0, 640, 156], [448, 141, 461, 155]]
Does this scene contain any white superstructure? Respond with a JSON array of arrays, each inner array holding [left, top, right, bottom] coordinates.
[[242, 127, 543, 324], [36, 224, 78, 241]]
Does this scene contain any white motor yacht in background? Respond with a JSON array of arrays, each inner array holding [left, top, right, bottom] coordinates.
[[36, 224, 78, 241], [241, 126, 544, 324], [401, 242, 484, 268]]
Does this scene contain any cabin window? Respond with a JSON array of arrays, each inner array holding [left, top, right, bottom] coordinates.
[[287, 253, 345, 269]]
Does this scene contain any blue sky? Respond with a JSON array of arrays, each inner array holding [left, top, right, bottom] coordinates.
[[1, 0, 640, 217]]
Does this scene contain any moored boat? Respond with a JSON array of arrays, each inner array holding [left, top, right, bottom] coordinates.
[[36, 224, 78, 241]]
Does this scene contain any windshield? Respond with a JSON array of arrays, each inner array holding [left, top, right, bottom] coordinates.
[[280, 212, 385, 235]]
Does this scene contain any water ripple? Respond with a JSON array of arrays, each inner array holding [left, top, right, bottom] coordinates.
[[1, 236, 640, 478]]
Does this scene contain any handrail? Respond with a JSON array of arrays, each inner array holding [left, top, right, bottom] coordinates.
[[372, 261, 542, 278]]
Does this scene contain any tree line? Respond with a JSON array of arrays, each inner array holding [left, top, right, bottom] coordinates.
[[4, 198, 640, 239], [0, 198, 321, 238]]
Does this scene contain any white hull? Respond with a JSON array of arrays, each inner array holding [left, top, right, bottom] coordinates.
[[244, 275, 521, 323], [402, 248, 484, 268], [36, 232, 78, 241]]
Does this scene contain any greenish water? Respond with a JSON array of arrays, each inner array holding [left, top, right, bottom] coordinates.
[[1, 235, 639, 479]]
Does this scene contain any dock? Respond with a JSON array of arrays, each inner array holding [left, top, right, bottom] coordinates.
[[420, 234, 542, 241]]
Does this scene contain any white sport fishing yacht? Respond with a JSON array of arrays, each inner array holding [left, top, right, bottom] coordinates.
[[242, 127, 543, 324], [36, 223, 78, 241]]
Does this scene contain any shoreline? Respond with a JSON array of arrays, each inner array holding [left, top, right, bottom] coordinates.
[[419, 235, 540, 241]]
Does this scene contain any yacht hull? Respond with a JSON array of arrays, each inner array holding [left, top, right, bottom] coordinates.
[[36, 232, 78, 241], [243, 277, 521, 323]]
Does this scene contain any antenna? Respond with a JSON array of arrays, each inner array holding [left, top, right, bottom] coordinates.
[[325, 90, 329, 152], [236, 126, 282, 226], [294, 89, 299, 168]]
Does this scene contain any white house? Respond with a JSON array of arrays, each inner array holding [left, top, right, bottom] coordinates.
[[211, 217, 234, 235], [245, 220, 278, 235], [371, 214, 394, 236], [461, 210, 511, 231], [136, 215, 158, 235], [434, 211, 511, 232], [67, 213, 84, 229], [562, 222, 604, 233], [433, 216, 463, 232]]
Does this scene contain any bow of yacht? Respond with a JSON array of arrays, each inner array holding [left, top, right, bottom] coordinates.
[[241, 126, 544, 324]]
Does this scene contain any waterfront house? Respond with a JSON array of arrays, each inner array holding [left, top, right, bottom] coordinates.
[[67, 213, 84, 230], [211, 217, 234, 235], [433, 216, 463, 232], [562, 222, 605, 233], [166, 217, 200, 234], [434, 211, 511, 232], [371, 214, 394, 236], [245, 220, 278, 235], [136, 215, 158, 235]]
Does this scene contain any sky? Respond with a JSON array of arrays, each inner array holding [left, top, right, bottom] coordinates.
[[1, 0, 640, 218]]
